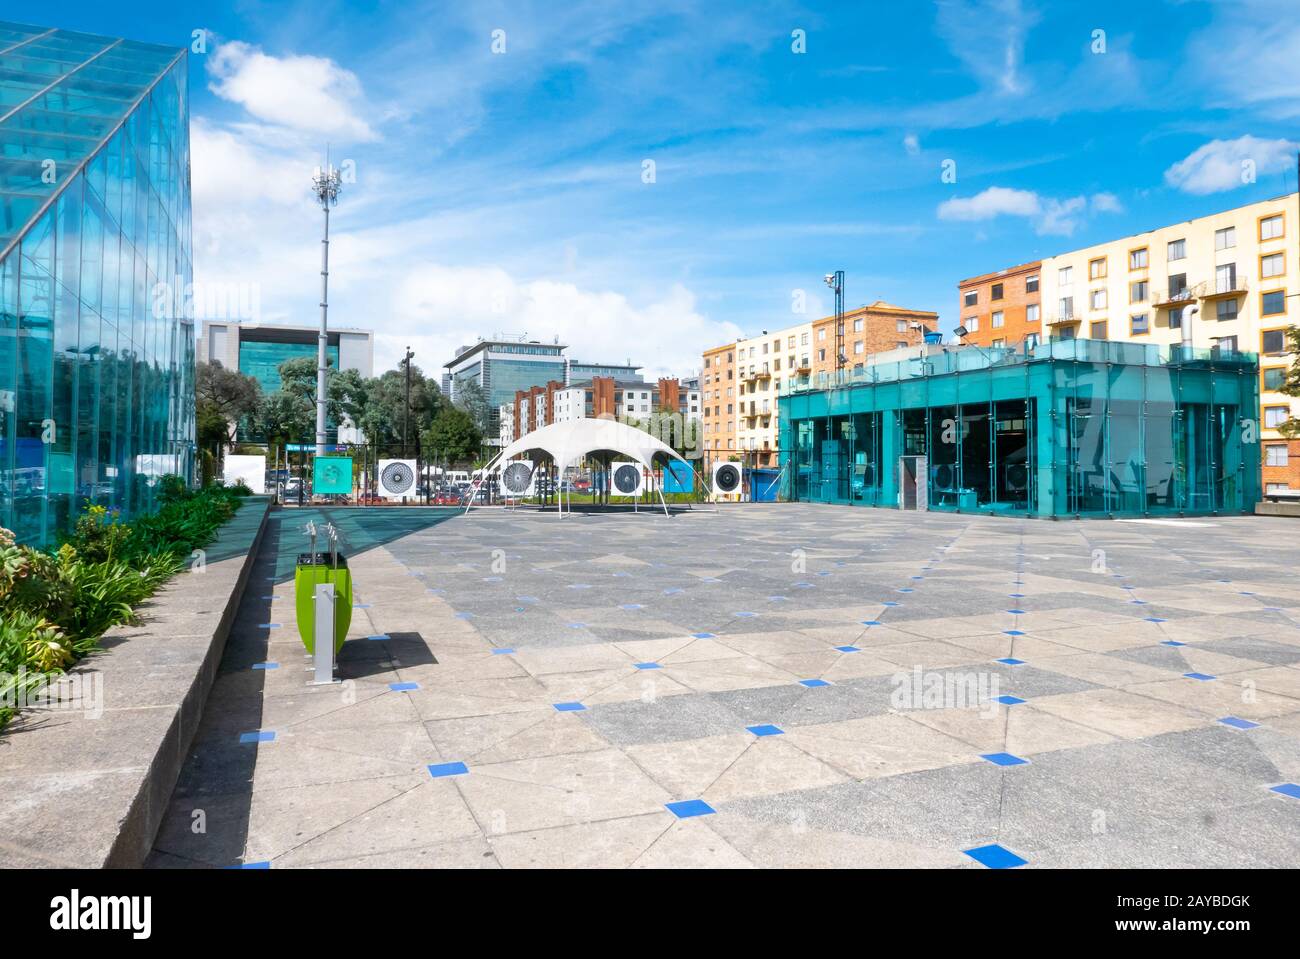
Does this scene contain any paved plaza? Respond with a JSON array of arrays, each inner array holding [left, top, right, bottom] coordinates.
[[148, 504, 1300, 869]]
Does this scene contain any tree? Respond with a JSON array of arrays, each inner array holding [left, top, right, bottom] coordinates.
[[254, 389, 314, 448], [276, 356, 368, 432], [195, 361, 262, 449], [357, 364, 446, 453], [452, 378, 491, 436], [424, 407, 482, 465], [1279, 326, 1300, 438]]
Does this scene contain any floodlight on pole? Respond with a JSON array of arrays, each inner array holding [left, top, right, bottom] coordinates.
[[312, 158, 343, 457]]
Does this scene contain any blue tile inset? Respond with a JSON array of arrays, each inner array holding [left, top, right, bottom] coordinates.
[[1270, 783, 1300, 800], [1184, 672, 1216, 681], [835, 645, 861, 653], [996, 657, 1026, 666], [963, 844, 1027, 869], [692, 632, 717, 639], [799, 679, 830, 688], [229, 861, 271, 869], [353, 603, 372, 609], [553, 702, 587, 711], [734, 611, 758, 618], [389, 682, 419, 692], [367, 634, 390, 641], [258, 623, 281, 630], [861, 620, 883, 627], [1003, 629, 1026, 636], [1006, 609, 1026, 616], [634, 662, 662, 670], [1145, 617, 1168, 623], [1160, 640, 1187, 647], [427, 761, 468, 778], [746, 724, 784, 737], [251, 662, 278, 670], [981, 752, 1029, 767], [1219, 716, 1260, 730], [665, 799, 715, 819], [994, 695, 1027, 705], [492, 648, 515, 655], [239, 730, 275, 744]]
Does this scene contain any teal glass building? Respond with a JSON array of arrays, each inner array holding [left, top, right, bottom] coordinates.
[[779, 340, 1261, 518], [0, 23, 193, 545]]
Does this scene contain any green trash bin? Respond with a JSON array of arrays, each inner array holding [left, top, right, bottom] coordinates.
[[294, 551, 353, 654]]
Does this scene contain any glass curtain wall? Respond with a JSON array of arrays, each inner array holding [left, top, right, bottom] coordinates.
[[779, 340, 1260, 518], [0, 25, 192, 545]]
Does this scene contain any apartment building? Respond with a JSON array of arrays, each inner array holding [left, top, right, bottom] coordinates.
[[497, 375, 701, 445], [959, 193, 1300, 491], [956, 262, 1043, 349], [808, 302, 939, 381], [703, 303, 937, 468]]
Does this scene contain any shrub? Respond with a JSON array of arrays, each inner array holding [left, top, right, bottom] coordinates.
[[0, 477, 245, 731]]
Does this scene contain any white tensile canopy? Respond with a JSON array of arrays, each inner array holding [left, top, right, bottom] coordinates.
[[467, 418, 691, 516]]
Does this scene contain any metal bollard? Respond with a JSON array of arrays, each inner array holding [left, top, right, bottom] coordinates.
[[311, 581, 338, 685]]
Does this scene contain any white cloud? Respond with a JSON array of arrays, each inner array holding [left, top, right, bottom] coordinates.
[[1089, 192, 1124, 214], [903, 133, 921, 156], [934, 0, 1039, 96], [937, 187, 1041, 222], [1163, 135, 1299, 195], [207, 40, 377, 141], [937, 186, 1119, 237]]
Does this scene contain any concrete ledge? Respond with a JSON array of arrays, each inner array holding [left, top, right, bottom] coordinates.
[[1256, 500, 1300, 517], [0, 495, 272, 868]]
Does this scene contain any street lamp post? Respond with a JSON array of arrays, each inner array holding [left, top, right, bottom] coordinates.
[[402, 346, 414, 459], [824, 270, 845, 380], [311, 161, 342, 457]]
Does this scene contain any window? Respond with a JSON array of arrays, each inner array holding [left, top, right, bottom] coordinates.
[[800, 332, 809, 345], [1167, 238, 1186, 261], [1131, 313, 1149, 334], [1264, 406, 1289, 428], [853, 341, 864, 355], [1169, 273, 1187, 297], [1217, 298, 1239, 321], [1267, 483, 1290, 493], [1262, 252, 1285, 278], [895, 319, 907, 332], [991, 338, 1006, 348], [1261, 213, 1284, 241], [966, 316, 980, 332], [817, 348, 826, 361], [1262, 329, 1286, 354], [1216, 226, 1236, 250], [992, 311, 1004, 328], [1090, 289, 1107, 310], [817, 328, 827, 341], [1213, 335, 1237, 352], [1168, 307, 1183, 330], [1130, 280, 1148, 303], [853, 317, 864, 332], [1058, 325, 1076, 341], [1129, 248, 1148, 270], [964, 290, 978, 306], [1089, 258, 1107, 280], [1264, 368, 1286, 391], [1058, 266, 1073, 286], [1058, 296, 1074, 319], [1266, 445, 1290, 467], [1090, 321, 1108, 339], [1025, 332, 1040, 348], [1025, 274, 1039, 293], [1263, 290, 1286, 316], [1215, 263, 1237, 294], [1026, 303, 1040, 323], [991, 283, 1004, 300]]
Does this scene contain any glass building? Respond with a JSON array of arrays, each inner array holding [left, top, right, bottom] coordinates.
[[0, 23, 193, 545], [779, 340, 1261, 518], [444, 339, 567, 444]]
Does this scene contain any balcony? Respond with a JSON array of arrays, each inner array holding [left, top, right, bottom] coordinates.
[[1202, 276, 1248, 302], [1154, 283, 1203, 309], [1045, 313, 1079, 327]]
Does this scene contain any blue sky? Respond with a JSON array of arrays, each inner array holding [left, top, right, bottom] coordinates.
[[38, 0, 1300, 375]]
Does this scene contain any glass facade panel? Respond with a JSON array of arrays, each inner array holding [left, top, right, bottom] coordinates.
[[0, 25, 191, 545], [780, 341, 1260, 518]]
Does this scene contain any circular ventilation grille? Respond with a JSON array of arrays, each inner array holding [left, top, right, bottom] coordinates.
[[932, 464, 955, 489], [613, 463, 641, 494], [380, 461, 414, 495], [714, 463, 741, 493], [1006, 462, 1028, 492], [501, 462, 533, 494]]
